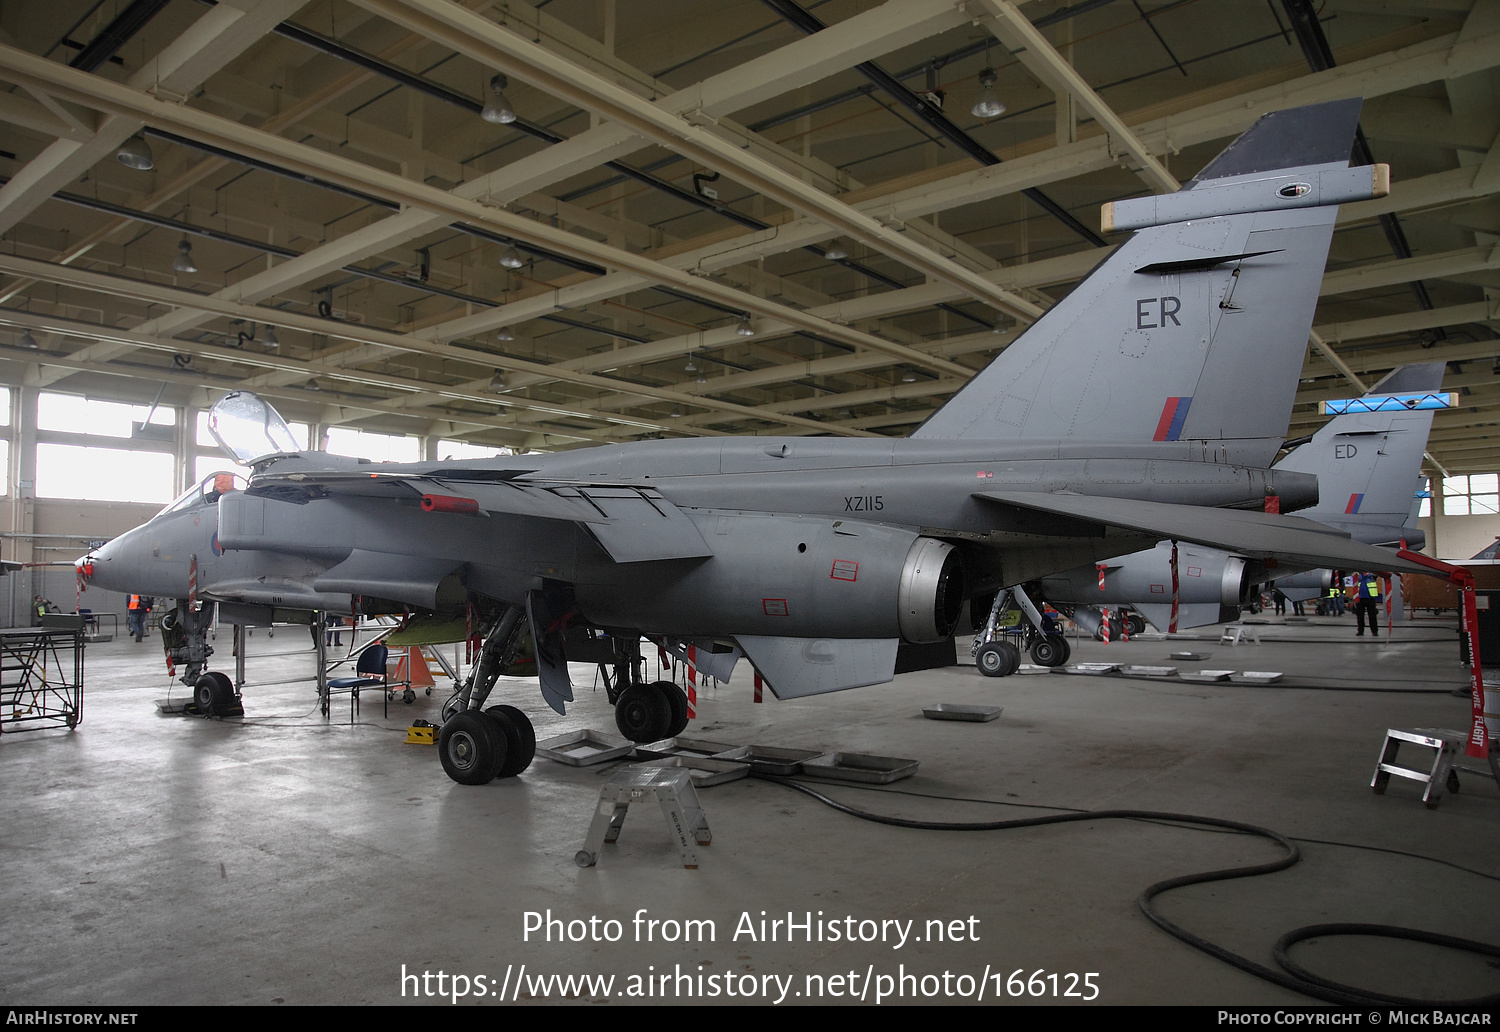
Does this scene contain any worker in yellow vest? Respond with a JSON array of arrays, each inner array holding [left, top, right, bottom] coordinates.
[[1354, 572, 1383, 637]]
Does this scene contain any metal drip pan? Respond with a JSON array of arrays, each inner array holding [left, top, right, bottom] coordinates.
[[802, 752, 919, 784], [922, 703, 1003, 722], [536, 729, 634, 766]]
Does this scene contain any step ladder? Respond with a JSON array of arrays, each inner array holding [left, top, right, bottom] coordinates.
[[1370, 727, 1468, 808], [1219, 624, 1260, 646], [576, 765, 711, 869]]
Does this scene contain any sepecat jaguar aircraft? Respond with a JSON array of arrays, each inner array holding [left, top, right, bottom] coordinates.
[[81, 99, 1431, 784]]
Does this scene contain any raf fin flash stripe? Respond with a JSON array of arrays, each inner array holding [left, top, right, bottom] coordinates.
[[1153, 397, 1193, 442]]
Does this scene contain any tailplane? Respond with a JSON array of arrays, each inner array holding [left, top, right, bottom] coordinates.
[[913, 99, 1385, 468]]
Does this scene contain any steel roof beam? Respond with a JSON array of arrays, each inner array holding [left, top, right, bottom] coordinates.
[[0, 309, 633, 443], [0, 0, 308, 236], [358, 0, 1040, 320], [6, 0, 984, 385], [975, 0, 1179, 193], [0, 253, 877, 437]]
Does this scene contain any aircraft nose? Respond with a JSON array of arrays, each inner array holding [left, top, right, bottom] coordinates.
[[78, 533, 130, 592]]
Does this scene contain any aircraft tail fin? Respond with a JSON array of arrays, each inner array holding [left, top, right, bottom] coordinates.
[[912, 100, 1384, 468], [1273, 362, 1442, 542]]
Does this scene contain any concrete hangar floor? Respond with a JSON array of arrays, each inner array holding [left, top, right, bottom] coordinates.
[[1, 616, 1495, 1007]]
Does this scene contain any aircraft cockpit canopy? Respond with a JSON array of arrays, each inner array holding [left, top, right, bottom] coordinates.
[[158, 471, 247, 517], [207, 391, 301, 464]]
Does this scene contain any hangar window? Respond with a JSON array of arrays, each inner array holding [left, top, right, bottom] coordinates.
[[36, 444, 174, 503], [438, 439, 512, 460], [325, 427, 420, 463], [0, 389, 10, 494], [196, 412, 309, 451], [39, 393, 174, 438], [1442, 474, 1499, 516]]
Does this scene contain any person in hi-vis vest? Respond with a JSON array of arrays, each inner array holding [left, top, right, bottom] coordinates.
[[1353, 572, 1383, 637]]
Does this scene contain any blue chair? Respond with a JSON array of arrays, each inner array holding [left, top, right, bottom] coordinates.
[[327, 643, 389, 719]]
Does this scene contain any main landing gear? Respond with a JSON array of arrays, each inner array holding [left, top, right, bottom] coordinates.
[[973, 585, 1070, 678], [434, 607, 692, 785], [601, 634, 689, 744], [437, 607, 537, 784]]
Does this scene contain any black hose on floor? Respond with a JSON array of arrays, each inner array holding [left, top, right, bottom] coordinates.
[[756, 775, 1500, 1007]]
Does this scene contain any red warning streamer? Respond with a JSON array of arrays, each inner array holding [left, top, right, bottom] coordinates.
[[1169, 540, 1180, 634], [1382, 574, 1394, 641]]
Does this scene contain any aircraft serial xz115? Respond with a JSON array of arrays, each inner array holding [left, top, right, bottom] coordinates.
[[81, 99, 1431, 785]]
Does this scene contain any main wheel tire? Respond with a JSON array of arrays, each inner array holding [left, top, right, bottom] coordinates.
[[615, 682, 672, 742], [976, 641, 1018, 677], [193, 676, 216, 715], [653, 680, 690, 737], [486, 705, 536, 778], [1055, 636, 1072, 665], [480, 709, 520, 780], [1029, 636, 1067, 667], [438, 711, 507, 785], [1126, 613, 1146, 637]]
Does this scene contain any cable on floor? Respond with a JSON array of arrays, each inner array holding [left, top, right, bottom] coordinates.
[[755, 775, 1500, 1007]]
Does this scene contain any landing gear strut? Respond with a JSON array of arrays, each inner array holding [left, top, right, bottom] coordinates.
[[436, 607, 536, 784], [600, 636, 689, 743], [973, 585, 1070, 677], [162, 600, 242, 716]]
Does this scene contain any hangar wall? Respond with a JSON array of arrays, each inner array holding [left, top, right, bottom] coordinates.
[[1416, 509, 1500, 562]]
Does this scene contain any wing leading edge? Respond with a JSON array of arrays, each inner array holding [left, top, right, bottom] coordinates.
[[248, 469, 711, 563]]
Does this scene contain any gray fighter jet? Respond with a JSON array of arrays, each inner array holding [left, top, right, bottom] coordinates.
[[1003, 362, 1444, 655], [82, 100, 1429, 784], [77, 466, 354, 711]]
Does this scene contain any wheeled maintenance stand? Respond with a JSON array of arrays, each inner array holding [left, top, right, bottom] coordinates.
[[1369, 727, 1500, 808], [576, 765, 712, 869], [0, 620, 85, 734]]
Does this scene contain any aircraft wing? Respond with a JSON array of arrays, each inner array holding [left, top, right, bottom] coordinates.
[[975, 490, 1434, 575], [248, 469, 711, 562], [251, 468, 606, 522]]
